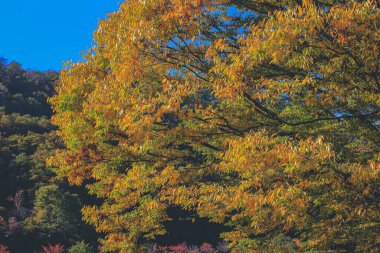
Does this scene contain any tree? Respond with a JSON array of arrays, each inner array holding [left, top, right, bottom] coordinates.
[[25, 185, 85, 244], [49, 0, 380, 252]]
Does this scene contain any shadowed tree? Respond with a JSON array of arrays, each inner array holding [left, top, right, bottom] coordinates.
[[25, 184, 85, 244]]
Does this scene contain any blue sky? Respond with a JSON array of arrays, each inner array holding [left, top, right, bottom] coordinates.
[[0, 0, 122, 71]]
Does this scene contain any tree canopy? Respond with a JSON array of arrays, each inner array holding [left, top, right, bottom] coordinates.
[[50, 0, 380, 252]]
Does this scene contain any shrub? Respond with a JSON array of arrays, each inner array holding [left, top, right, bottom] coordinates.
[[200, 243, 215, 253], [168, 243, 189, 253], [0, 244, 10, 253], [68, 241, 93, 253], [41, 244, 64, 253]]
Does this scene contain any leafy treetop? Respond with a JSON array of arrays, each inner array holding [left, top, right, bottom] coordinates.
[[50, 0, 380, 252]]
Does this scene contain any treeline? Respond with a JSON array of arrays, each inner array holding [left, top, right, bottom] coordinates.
[[0, 59, 95, 253]]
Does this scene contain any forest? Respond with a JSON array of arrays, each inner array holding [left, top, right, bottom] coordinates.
[[1, 0, 379, 252], [0, 59, 98, 252]]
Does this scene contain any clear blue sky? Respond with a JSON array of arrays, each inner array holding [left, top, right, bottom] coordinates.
[[0, 0, 122, 71]]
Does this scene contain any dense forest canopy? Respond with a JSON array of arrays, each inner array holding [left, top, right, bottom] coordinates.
[[49, 0, 380, 252], [0, 59, 95, 253]]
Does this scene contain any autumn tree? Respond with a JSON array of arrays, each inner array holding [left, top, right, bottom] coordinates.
[[49, 0, 380, 252]]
